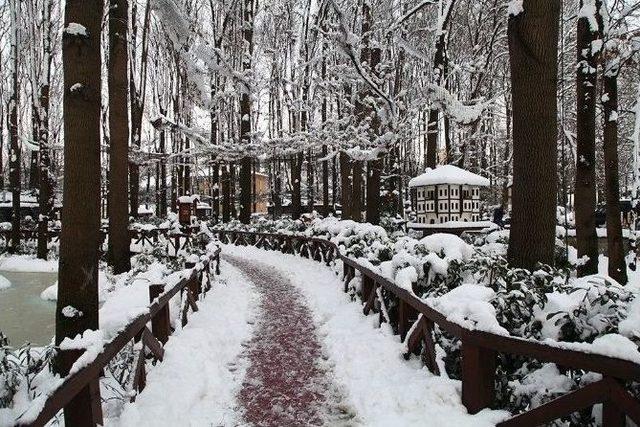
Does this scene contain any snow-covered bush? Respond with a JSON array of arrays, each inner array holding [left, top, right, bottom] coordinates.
[[0, 340, 56, 412]]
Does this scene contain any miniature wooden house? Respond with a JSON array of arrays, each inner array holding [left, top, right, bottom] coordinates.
[[409, 165, 489, 225]]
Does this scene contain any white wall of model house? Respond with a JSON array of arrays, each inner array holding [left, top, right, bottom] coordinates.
[[409, 165, 490, 225]]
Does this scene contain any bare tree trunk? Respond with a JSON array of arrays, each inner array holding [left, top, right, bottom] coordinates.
[[574, 0, 601, 276], [340, 152, 351, 219], [602, 67, 627, 284], [501, 98, 512, 209], [222, 163, 231, 222], [128, 0, 151, 218], [506, 0, 559, 269], [366, 48, 382, 225], [352, 161, 363, 221], [321, 56, 329, 217], [158, 107, 167, 217], [425, 1, 455, 169], [108, 0, 131, 273], [56, 1, 103, 423], [37, 0, 54, 260], [8, 0, 21, 254], [291, 153, 303, 219], [238, 0, 253, 224]]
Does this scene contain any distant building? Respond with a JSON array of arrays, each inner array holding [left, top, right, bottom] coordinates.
[[409, 165, 489, 225], [253, 172, 269, 214], [193, 171, 270, 216]]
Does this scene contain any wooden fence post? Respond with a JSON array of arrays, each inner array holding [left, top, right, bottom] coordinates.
[[149, 284, 171, 344], [362, 275, 374, 305], [461, 341, 496, 414], [58, 349, 103, 426], [398, 299, 408, 340], [185, 262, 199, 300], [602, 393, 625, 427]]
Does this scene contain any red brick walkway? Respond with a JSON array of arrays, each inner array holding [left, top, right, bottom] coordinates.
[[224, 255, 353, 427]]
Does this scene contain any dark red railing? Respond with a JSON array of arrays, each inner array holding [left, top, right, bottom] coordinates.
[[215, 229, 640, 427], [13, 244, 221, 427]]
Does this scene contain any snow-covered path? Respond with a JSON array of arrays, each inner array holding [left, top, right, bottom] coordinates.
[[223, 245, 508, 427], [109, 246, 508, 427], [224, 254, 354, 426]]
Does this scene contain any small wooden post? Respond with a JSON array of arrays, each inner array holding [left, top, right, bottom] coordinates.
[[149, 284, 170, 344], [398, 299, 408, 340], [185, 261, 199, 300], [362, 275, 374, 305], [58, 349, 103, 426], [602, 399, 625, 427], [461, 341, 496, 414]]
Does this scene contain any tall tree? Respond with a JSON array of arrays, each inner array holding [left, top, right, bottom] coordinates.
[[238, 0, 253, 224], [8, 0, 21, 254], [366, 47, 382, 225], [506, 0, 559, 269], [129, 0, 151, 218], [600, 15, 627, 285], [574, 0, 601, 276], [108, 0, 131, 273], [425, 0, 456, 169], [36, 0, 55, 260], [56, 0, 103, 423]]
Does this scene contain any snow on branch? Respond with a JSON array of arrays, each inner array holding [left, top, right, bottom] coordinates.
[[426, 84, 490, 125]]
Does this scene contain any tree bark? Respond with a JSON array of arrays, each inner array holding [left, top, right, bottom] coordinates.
[[506, 0, 559, 270], [291, 153, 303, 219], [340, 152, 352, 219], [8, 0, 21, 254], [37, 0, 54, 260], [425, 1, 455, 169], [238, 0, 253, 224], [56, 6, 103, 423], [222, 163, 231, 222], [352, 160, 363, 221], [128, 0, 151, 218], [108, 0, 131, 274], [574, 0, 601, 276], [602, 68, 627, 284]]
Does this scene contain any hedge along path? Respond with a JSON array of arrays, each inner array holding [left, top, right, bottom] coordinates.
[[223, 254, 355, 426]]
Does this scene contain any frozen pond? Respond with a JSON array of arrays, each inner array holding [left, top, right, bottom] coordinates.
[[0, 271, 57, 346]]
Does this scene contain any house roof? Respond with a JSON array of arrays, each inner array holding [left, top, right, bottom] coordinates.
[[409, 165, 490, 188]]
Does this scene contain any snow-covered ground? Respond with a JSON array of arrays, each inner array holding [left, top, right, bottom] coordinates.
[[0, 255, 57, 273], [0, 274, 10, 290], [222, 244, 509, 426], [106, 259, 258, 426]]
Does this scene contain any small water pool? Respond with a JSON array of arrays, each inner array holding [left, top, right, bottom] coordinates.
[[0, 271, 58, 346]]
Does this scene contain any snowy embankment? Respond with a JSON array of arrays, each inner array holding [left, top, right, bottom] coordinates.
[[106, 259, 258, 426], [0, 274, 10, 290], [222, 244, 509, 426], [0, 255, 57, 273]]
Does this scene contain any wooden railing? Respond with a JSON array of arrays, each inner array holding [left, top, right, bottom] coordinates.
[[0, 225, 201, 256], [215, 229, 640, 427], [14, 246, 221, 427]]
